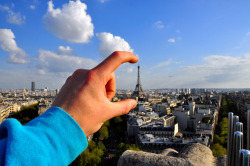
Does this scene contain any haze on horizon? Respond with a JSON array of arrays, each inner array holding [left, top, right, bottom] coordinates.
[[1, 0, 250, 90]]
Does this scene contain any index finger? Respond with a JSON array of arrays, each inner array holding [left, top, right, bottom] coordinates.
[[93, 51, 138, 75]]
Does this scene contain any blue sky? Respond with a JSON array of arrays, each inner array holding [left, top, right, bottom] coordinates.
[[1, 0, 250, 90]]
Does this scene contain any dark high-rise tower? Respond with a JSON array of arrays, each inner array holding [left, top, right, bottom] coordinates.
[[31, 81, 35, 91], [132, 65, 144, 96]]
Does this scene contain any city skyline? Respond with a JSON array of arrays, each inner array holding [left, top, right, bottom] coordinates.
[[1, 0, 250, 89]]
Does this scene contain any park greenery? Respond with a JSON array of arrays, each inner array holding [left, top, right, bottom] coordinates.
[[70, 141, 107, 166], [115, 143, 140, 158], [71, 115, 140, 166], [10, 103, 38, 124], [210, 95, 237, 157], [210, 143, 227, 157], [98, 125, 109, 141]]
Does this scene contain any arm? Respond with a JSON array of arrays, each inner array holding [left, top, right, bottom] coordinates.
[[0, 51, 138, 165], [0, 107, 87, 166]]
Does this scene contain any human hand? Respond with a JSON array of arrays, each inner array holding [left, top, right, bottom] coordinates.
[[52, 51, 139, 136]]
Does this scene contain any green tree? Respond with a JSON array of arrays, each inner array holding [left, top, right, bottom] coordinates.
[[113, 116, 123, 123], [210, 143, 227, 157], [10, 103, 38, 124], [115, 143, 140, 159], [98, 125, 109, 141], [114, 126, 123, 136], [103, 120, 110, 127], [88, 140, 97, 150], [220, 118, 228, 130], [213, 134, 226, 145], [97, 141, 106, 152], [70, 141, 106, 166]]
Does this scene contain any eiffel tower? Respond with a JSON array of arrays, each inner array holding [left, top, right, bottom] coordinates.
[[132, 65, 144, 96]]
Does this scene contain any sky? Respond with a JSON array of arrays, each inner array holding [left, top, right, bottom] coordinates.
[[1, 0, 250, 90]]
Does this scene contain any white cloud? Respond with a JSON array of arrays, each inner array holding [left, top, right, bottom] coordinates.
[[43, 0, 94, 43], [6, 54, 28, 64], [30, 5, 36, 10], [37, 69, 46, 75], [247, 32, 250, 36], [38, 48, 98, 73], [153, 21, 164, 29], [0, 29, 29, 64], [168, 38, 176, 43], [130, 54, 250, 89], [126, 67, 134, 73], [0, 5, 9, 11], [7, 11, 26, 25], [57, 46, 74, 55], [96, 32, 134, 58], [0, 68, 69, 90], [181, 54, 250, 87], [0, 5, 25, 25], [120, 66, 135, 73]]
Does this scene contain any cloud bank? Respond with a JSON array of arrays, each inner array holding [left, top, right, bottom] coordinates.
[[96, 32, 134, 58], [38, 47, 98, 73], [43, 0, 94, 43], [0, 29, 29, 64], [181, 54, 250, 87]]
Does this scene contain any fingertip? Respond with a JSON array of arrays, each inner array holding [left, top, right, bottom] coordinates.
[[112, 51, 139, 63], [94, 51, 139, 75], [121, 99, 137, 115], [129, 53, 139, 64], [129, 99, 137, 109], [110, 99, 137, 118]]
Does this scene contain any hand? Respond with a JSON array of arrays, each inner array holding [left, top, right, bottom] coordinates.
[[52, 51, 139, 136]]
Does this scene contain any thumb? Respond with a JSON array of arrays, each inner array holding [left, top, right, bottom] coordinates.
[[109, 99, 137, 118]]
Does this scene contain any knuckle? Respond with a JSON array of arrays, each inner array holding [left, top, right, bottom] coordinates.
[[112, 51, 123, 59], [66, 76, 72, 82], [73, 69, 84, 77], [85, 70, 97, 84]]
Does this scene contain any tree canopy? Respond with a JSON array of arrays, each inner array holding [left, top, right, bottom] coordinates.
[[98, 125, 109, 141], [10, 103, 38, 124], [115, 143, 140, 159], [70, 141, 106, 166], [211, 143, 226, 157]]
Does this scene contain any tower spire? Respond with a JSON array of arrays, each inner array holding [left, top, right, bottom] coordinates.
[[133, 65, 144, 96]]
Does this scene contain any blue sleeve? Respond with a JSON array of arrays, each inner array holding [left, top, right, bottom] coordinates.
[[0, 107, 88, 166]]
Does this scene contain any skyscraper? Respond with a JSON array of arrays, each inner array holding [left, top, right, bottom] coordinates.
[[132, 65, 144, 96], [31, 81, 35, 91]]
